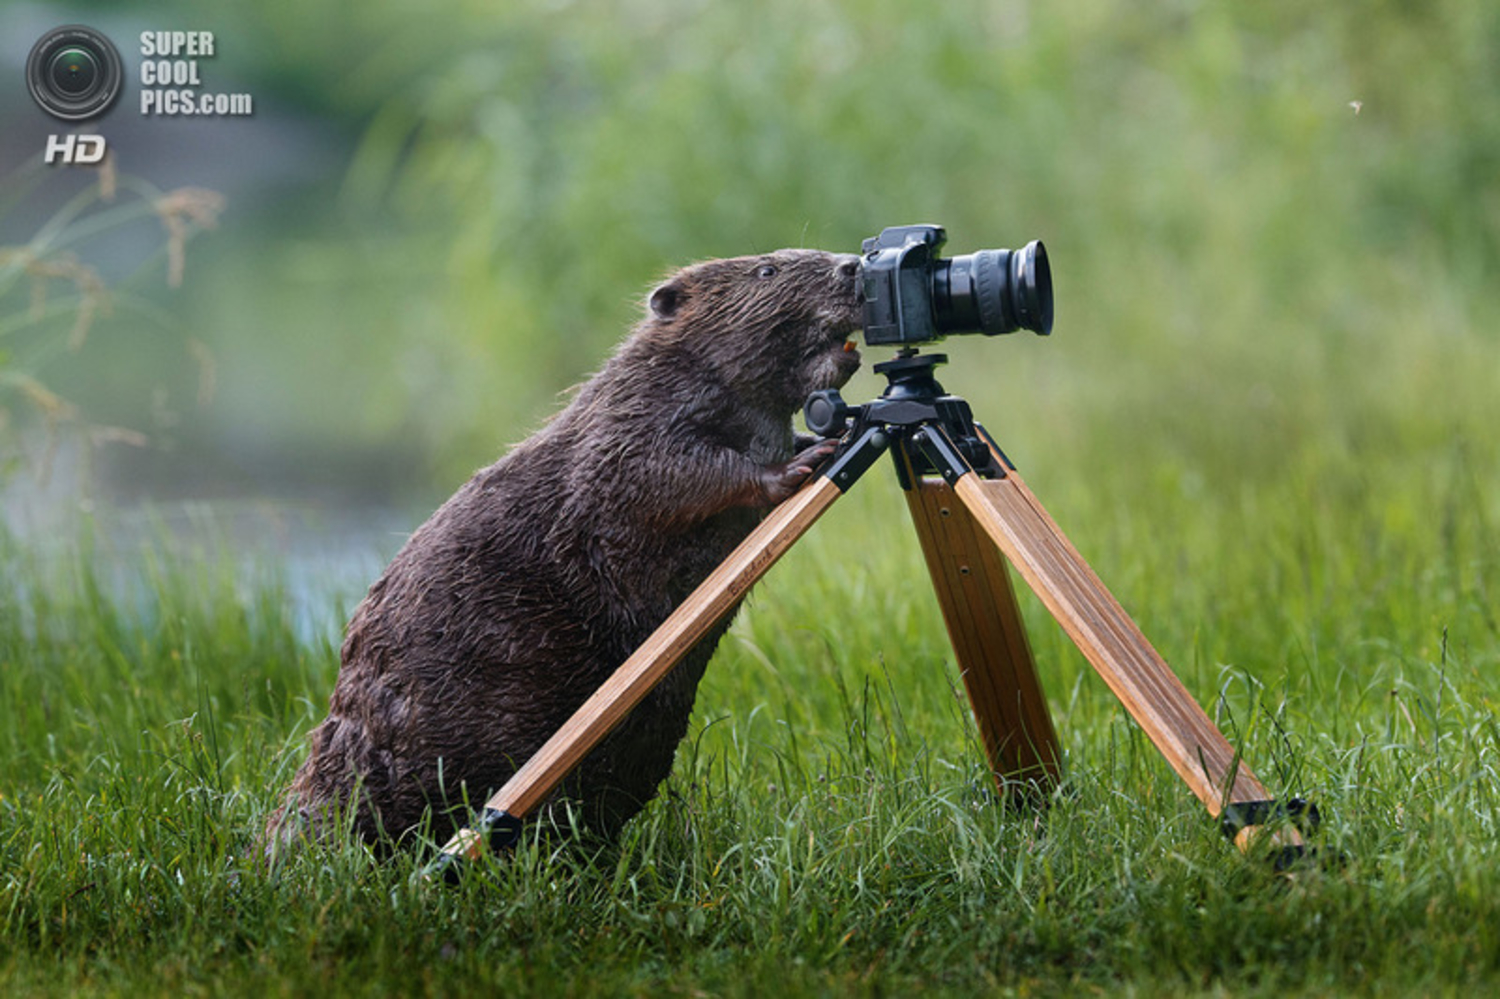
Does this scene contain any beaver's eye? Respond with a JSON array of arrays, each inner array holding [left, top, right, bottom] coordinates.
[[757, 264, 778, 279]]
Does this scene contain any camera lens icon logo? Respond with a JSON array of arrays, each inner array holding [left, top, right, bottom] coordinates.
[[26, 25, 124, 122]]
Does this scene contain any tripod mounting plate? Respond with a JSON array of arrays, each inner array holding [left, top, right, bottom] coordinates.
[[872, 350, 949, 380]]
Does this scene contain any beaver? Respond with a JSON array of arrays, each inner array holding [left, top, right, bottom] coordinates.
[[264, 247, 863, 853]]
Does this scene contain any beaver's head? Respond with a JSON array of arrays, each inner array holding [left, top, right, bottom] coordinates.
[[645, 249, 862, 415]]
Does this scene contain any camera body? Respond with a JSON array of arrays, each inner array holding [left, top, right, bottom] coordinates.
[[859, 224, 1053, 346]]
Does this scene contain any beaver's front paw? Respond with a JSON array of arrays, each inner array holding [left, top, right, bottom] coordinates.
[[759, 439, 838, 504]]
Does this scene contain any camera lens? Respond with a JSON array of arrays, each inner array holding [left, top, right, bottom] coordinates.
[[49, 47, 100, 97], [1004, 240, 1053, 336], [26, 26, 123, 122], [934, 240, 1053, 337]]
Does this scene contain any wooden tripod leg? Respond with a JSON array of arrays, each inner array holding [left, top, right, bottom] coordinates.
[[432, 474, 846, 868], [904, 478, 1061, 796], [950, 455, 1302, 852]]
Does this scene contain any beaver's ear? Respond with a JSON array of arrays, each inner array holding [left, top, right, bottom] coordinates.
[[649, 279, 685, 319]]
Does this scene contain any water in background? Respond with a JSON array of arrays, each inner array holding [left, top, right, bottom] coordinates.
[[3, 438, 414, 648]]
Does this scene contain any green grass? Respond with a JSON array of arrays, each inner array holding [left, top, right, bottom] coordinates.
[[3, 427, 1499, 996], [4, 1, 1500, 993]]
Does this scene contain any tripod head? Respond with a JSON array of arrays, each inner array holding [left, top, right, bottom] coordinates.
[[803, 348, 1005, 490], [804, 348, 947, 435]]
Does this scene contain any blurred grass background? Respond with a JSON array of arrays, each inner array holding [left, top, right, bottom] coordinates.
[[5, 0, 1496, 507]]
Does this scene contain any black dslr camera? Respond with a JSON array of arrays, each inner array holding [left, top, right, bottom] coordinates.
[[859, 225, 1052, 346]]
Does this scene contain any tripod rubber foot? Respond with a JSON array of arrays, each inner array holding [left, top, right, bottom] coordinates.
[[1220, 798, 1321, 844], [421, 808, 525, 884], [1268, 845, 1342, 872]]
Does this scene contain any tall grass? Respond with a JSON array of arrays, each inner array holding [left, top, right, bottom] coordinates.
[[3, 454, 1500, 994]]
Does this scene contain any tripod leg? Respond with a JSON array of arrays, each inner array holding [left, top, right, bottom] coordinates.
[[430, 474, 845, 870], [904, 476, 1061, 796], [949, 443, 1303, 853]]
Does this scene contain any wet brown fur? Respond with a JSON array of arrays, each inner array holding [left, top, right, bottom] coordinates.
[[264, 249, 862, 853]]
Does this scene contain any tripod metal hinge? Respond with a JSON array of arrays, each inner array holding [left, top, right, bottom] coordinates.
[[905, 421, 1007, 487], [974, 424, 1017, 475], [819, 423, 891, 491], [910, 425, 975, 486]]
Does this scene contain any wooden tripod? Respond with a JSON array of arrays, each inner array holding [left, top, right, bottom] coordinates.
[[429, 351, 1314, 877]]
